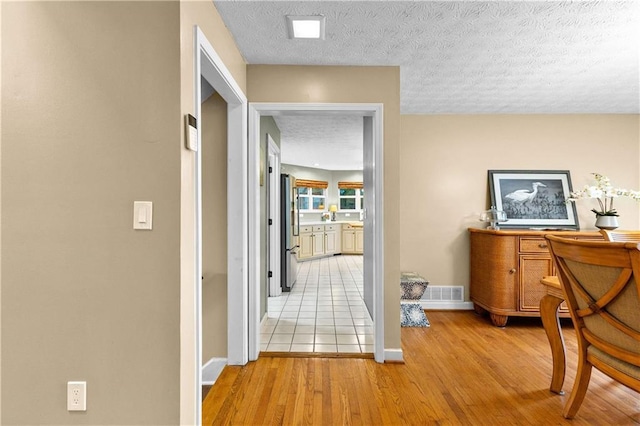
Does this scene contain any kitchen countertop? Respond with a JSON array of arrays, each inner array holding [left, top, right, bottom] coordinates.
[[300, 221, 363, 226]]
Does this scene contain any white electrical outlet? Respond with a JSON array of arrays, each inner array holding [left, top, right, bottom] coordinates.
[[67, 381, 87, 411]]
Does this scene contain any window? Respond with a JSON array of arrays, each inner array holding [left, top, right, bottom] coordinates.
[[298, 187, 326, 211], [338, 181, 364, 211], [295, 179, 328, 212], [339, 188, 364, 211]]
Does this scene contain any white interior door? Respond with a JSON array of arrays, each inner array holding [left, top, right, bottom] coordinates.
[[362, 116, 374, 317], [268, 136, 281, 297]]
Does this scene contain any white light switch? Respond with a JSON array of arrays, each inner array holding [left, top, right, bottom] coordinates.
[[133, 201, 153, 230]]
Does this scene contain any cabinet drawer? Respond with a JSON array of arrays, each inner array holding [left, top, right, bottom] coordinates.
[[313, 225, 324, 232], [519, 237, 550, 253], [325, 224, 339, 231], [300, 225, 313, 233], [343, 224, 363, 230]]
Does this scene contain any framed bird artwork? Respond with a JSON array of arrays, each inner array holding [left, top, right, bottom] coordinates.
[[488, 170, 579, 229]]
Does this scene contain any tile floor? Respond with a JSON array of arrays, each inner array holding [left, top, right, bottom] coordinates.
[[261, 254, 374, 353]]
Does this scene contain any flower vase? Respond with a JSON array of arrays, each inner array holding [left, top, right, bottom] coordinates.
[[595, 215, 619, 230]]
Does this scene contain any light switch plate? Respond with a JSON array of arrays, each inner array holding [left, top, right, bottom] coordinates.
[[133, 201, 153, 230]]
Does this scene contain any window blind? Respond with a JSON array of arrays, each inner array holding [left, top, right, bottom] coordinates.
[[337, 181, 363, 189], [296, 179, 328, 189]]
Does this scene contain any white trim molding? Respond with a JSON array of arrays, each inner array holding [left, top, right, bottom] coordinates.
[[384, 349, 404, 363], [421, 301, 475, 310], [181, 26, 247, 426], [194, 26, 248, 365], [248, 103, 386, 362]]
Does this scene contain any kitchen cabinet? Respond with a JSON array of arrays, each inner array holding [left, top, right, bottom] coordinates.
[[342, 223, 363, 254], [311, 225, 325, 256], [469, 228, 602, 327], [324, 224, 340, 255], [297, 226, 313, 259], [298, 224, 339, 260], [355, 229, 364, 253]]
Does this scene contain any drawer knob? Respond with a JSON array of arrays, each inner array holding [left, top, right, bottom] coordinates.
[[509, 268, 516, 274], [538, 243, 548, 249]]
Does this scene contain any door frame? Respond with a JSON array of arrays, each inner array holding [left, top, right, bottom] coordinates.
[[267, 136, 281, 298], [247, 103, 385, 363], [181, 26, 247, 425]]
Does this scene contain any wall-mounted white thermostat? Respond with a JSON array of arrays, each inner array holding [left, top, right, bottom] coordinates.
[[185, 114, 198, 152]]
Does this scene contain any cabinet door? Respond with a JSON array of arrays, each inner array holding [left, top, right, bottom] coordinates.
[[469, 233, 518, 312], [325, 231, 337, 255], [355, 229, 364, 253], [519, 254, 554, 311], [342, 231, 355, 253], [312, 232, 325, 256], [298, 233, 313, 259]]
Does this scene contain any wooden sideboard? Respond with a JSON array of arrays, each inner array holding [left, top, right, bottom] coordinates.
[[469, 228, 602, 327]]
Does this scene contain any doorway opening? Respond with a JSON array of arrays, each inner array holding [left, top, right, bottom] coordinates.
[[183, 26, 247, 425], [262, 115, 370, 356], [248, 104, 384, 363]]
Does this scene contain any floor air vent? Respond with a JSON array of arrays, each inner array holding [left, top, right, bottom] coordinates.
[[423, 286, 464, 302]]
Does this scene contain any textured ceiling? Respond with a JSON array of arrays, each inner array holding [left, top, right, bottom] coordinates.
[[214, 0, 640, 170], [215, 0, 640, 114], [274, 115, 364, 170]]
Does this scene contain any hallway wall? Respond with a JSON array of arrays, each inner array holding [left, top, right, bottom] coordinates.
[[201, 93, 228, 361], [259, 117, 281, 319], [1, 0, 248, 423], [400, 114, 640, 296], [248, 65, 402, 351], [1, 2, 181, 423]]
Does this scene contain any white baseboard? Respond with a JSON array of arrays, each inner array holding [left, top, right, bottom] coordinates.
[[421, 301, 474, 310], [384, 348, 404, 363], [202, 357, 227, 385]]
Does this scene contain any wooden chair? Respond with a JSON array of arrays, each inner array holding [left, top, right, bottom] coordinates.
[[600, 229, 640, 242], [545, 235, 640, 419]]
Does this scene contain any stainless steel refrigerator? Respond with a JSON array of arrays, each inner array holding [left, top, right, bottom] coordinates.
[[281, 174, 299, 292]]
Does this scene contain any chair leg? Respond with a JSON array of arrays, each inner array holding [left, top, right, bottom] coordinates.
[[563, 359, 593, 419]]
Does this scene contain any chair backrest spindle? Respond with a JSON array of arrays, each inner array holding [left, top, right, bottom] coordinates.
[[600, 229, 640, 242]]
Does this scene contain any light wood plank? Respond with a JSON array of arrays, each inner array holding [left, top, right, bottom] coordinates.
[[203, 311, 639, 425]]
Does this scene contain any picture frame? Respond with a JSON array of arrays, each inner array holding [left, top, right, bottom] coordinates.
[[488, 170, 579, 229]]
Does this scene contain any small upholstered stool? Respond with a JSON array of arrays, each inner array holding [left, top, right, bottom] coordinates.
[[400, 272, 430, 327]]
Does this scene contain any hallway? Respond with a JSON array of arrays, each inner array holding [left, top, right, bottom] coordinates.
[[261, 255, 373, 354]]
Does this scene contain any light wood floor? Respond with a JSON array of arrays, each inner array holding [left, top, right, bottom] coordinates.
[[203, 311, 639, 425]]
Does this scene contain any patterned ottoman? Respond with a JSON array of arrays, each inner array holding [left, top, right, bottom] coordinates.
[[400, 272, 430, 327]]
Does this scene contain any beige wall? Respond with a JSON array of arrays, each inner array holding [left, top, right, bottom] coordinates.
[[248, 65, 402, 350], [2, 2, 182, 424], [201, 92, 228, 361], [180, 1, 246, 95], [400, 114, 640, 297], [1, 0, 248, 423]]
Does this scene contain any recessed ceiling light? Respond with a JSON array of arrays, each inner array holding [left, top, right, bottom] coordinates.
[[286, 15, 325, 40]]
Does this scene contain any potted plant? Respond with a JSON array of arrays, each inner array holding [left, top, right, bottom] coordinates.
[[567, 173, 640, 230]]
